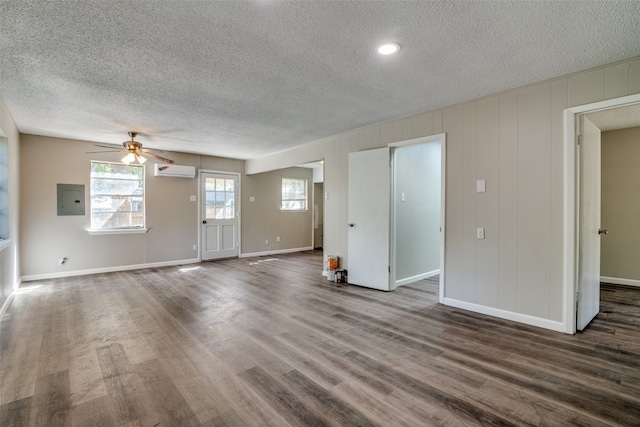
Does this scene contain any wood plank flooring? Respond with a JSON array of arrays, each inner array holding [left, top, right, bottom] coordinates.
[[1, 250, 640, 426]]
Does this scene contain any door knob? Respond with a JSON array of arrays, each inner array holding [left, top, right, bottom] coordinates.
[[598, 229, 608, 235], [348, 223, 355, 227], [202, 220, 207, 224]]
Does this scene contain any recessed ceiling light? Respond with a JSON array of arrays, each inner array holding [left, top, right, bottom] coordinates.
[[377, 43, 400, 55]]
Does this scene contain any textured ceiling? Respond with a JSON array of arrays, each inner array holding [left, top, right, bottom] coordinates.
[[2, 1, 640, 159]]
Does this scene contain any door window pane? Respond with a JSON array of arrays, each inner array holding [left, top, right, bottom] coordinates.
[[205, 177, 235, 219]]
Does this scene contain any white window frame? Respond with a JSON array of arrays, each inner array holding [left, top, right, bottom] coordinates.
[[89, 161, 147, 234], [281, 177, 308, 211]]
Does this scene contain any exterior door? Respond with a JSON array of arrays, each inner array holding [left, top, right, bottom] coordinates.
[[577, 116, 601, 331], [201, 173, 239, 260], [347, 148, 391, 291]]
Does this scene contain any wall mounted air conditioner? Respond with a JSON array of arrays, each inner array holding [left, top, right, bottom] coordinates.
[[153, 164, 197, 178]]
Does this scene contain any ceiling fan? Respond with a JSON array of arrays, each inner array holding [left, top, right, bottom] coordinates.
[[88, 132, 175, 164]]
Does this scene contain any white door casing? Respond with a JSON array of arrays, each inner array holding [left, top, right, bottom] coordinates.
[[347, 147, 391, 291], [563, 94, 640, 334], [201, 172, 239, 260], [576, 116, 601, 331]]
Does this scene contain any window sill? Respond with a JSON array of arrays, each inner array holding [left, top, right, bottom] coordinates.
[[281, 209, 309, 213], [0, 239, 11, 252], [87, 228, 148, 236]]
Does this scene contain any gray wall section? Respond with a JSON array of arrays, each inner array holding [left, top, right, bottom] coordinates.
[[394, 142, 441, 283], [246, 57, 640, 324], [19, 136, 314, 277], [601, 126, 640, 281], [241, 167, 313, 254], [19, 135, 242, 276]]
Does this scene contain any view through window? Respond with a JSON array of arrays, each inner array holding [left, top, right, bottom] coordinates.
[[205, 177, 235, 219], [281, 177, 307, 211], [90, 162, 144, 229]]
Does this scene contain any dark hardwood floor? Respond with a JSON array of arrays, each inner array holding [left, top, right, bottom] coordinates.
[[1, 250, 639, 426]]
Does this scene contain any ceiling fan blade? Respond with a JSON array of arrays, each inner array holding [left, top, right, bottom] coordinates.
[[140, 147, 166, 153], [86, 150, 122, 153], [94, 144, 122, 150], [142, 151, 175, 164]]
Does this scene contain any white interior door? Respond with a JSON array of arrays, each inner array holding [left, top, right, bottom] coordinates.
[[577, 116, 601, 331], [201, 173, 239, 260], [347, 147, 391, 291]]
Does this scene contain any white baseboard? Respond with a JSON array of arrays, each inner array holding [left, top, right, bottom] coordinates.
[[600, 276, 640, 288], [395, 269, 439, 287], [443, 297, 565, 333], [239, 246, 313, 258], [21, 258, 200, 282]]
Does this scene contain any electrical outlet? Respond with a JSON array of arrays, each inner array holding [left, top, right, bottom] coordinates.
[[265, 239, 269, 245], [276, 236, 280, 242], [192, 244, 197, 251], [477, 228, 485, 239]]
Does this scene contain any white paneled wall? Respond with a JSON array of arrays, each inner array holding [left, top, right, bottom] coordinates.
[[246, 57, 640, 328]]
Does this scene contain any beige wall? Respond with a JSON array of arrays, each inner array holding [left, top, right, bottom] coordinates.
[[19, 135, 245, 277], [0, 95, 20, 312], [246, 57, 640, 324], [601, 126, 640, 282], [241, 167, 313, 254]]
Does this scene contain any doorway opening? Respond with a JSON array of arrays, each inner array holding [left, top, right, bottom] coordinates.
[[347, 134, 446, 300], [563, 93, 640, 334]]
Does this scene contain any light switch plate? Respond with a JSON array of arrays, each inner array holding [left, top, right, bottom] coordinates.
[[249, 196, 255, 202], [476, 180, 486, 193], [190, 195, 197, 202], [477, 228, 485, 239]]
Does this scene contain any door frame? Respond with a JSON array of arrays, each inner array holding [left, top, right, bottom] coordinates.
[[563, 93, 640, 334], [389, 133, 446, 302], [198, 169, 242, 260]]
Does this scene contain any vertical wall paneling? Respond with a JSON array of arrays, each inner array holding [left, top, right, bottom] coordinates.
[[443, 105, 465, 300], [393, 117, 413, 142], [629, 59, 640, 94], [498, 92, 519, 312], [411, 111, 434, 139], [549, 79, 569, 321], [380, 121, 394, 146], [568, 69, 605, 107], [604, 63, 630, 100], [433, 110, 444, 134], [357, 126, 378, 152], [462, 103, 478, 302], [475, 97, 500, 307], [242, 57, 640, 330], [517, 84, 552, 318]]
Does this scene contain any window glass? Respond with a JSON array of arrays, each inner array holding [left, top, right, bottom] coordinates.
[[281, 178, 307, 211], [205, 177, 235, 219], [90, 162, 144, 229]]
